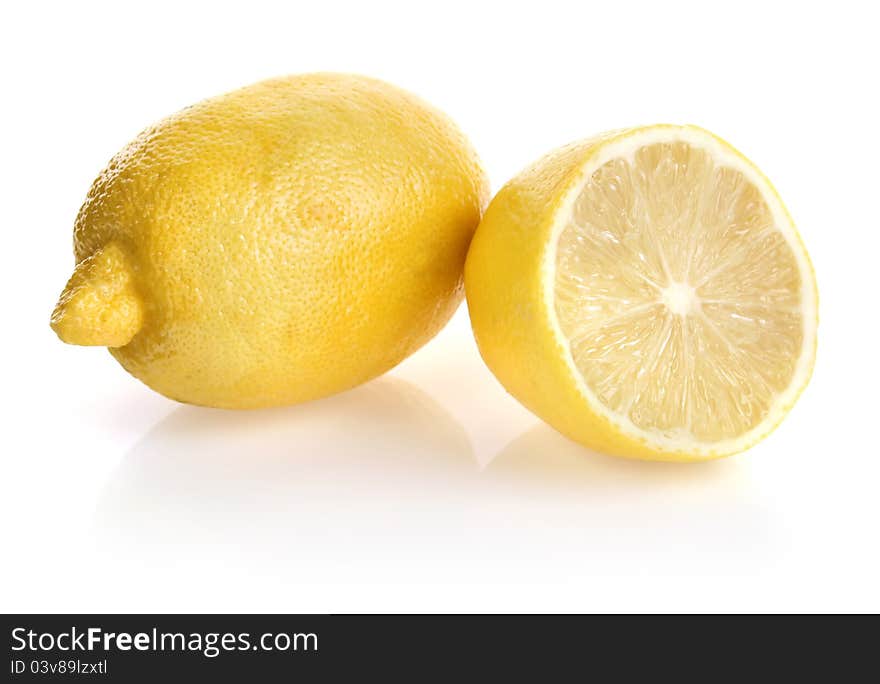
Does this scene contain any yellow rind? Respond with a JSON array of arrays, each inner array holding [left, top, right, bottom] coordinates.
[[50, 241, 143, 348], [52, 73, 489, 409]]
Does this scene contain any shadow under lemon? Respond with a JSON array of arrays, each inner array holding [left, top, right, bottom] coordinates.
[[97, 375, 476, 536], [96, 377, 778, 582], [476, 424, 780, 572]]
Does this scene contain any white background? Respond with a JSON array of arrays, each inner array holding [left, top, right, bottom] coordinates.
[[2, 0, 878, 613]]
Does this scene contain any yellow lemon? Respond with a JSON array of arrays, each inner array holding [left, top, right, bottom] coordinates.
[[465, 125, 817, 461], [51, 73, 489, 408]]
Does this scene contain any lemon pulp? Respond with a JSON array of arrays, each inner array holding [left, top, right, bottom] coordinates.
[[554, 139, 808, 447]]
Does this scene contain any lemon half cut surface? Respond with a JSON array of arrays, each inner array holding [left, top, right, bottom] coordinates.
[[465, 125, 817, 461]]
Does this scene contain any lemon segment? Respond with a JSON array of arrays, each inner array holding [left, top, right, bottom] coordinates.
[[466, 125, 817, 461]]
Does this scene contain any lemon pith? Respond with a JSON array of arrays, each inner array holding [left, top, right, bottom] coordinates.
[[465, 125, 817, 461], [51, 73, 489, 408]]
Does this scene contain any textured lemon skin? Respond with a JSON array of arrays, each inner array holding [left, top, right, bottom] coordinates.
[[464, 125, 817, 462], [57, 73, 489, 408], [51, 243, 143, 347]]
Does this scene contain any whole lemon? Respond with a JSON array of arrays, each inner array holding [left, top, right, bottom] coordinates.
[[51, 73, 489, 408]]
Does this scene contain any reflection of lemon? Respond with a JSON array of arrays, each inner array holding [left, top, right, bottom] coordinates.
[[51, 73, 489, 408], [465, 125, 817, 461]]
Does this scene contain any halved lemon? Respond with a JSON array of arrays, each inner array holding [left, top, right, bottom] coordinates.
[[465, 125, 817, 461]]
